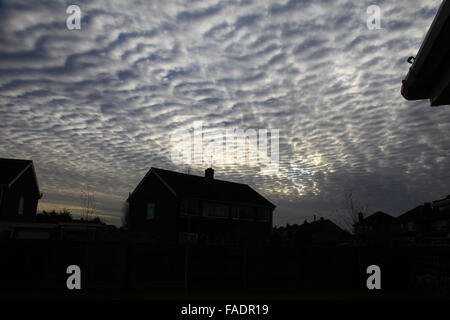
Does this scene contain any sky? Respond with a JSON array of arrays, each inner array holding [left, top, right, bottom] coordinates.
[[1, 0, 449, 228]]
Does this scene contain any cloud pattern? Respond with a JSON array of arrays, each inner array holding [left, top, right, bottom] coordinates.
[[0, 0, 449, 226]]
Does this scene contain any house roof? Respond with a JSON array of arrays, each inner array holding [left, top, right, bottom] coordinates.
[[297, 219, 348, 238], [397, 205, 432, 223], [275, 219, 349, 244], [356, 211, 396, 227], [433, 195, 450, 208], [128, 167, 276, 209], [0, 158, 31, 185], [401, 0, 450, 106], [0, 158, 40, 195]]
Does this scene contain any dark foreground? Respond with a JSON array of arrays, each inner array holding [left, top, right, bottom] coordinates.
[[1, 239, 449, 300]]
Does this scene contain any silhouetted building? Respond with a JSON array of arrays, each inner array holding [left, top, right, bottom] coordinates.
[[401, 0, 450, 106], [354, 211, 397, 235], [0, 158, 42, 222], [398, 203, 434, 241], [433, 194, 450, 213], [398, 196, 450, 243], [273, 217, 350, 245], [127, 167, 276, 244], [353, 211, 399, 245]]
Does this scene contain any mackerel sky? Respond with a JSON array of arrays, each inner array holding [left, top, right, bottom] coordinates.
[[1, 0, 449, 227]]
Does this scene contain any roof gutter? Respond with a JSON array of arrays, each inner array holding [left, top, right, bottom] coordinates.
[[7, 161, 41, 198], [127, 168, 177, 202], [401, 0, 450, 106]]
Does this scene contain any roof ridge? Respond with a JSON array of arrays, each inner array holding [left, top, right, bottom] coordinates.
[[152, 167, 250, 186]]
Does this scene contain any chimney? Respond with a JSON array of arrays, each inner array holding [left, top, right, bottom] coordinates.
[[205, 168, 214, 179], [358, 212, 364, 223]]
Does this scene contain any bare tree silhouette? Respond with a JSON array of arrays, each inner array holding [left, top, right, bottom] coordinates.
[[340, 189, 369, 233]]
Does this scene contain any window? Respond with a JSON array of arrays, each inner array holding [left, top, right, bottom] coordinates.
[[203, 202, 214, 217], [232, 206, 240, 220], [18, 197, 25, 215], [179, 232, 198, 244], [255, 207, 270, 222], [203, 202, 229, 218], [232, 205, 255, 220], [146, 203, 155, 220], [180, 199, 200, 216], [214, 205, 228, 218], [241, 206, 255, 220]]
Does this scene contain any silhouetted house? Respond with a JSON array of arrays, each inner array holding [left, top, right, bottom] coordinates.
[[0, 158, 42, 222], [273, 218, 350, 246], [398, 203, 434, 240], [433, 194, 450, 215], [354, 212, 399, 244], [432, 195, 450, 241], [398, 196, 450, 243], [127, 167, 276, 244], [401, 0, 450, 106]]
